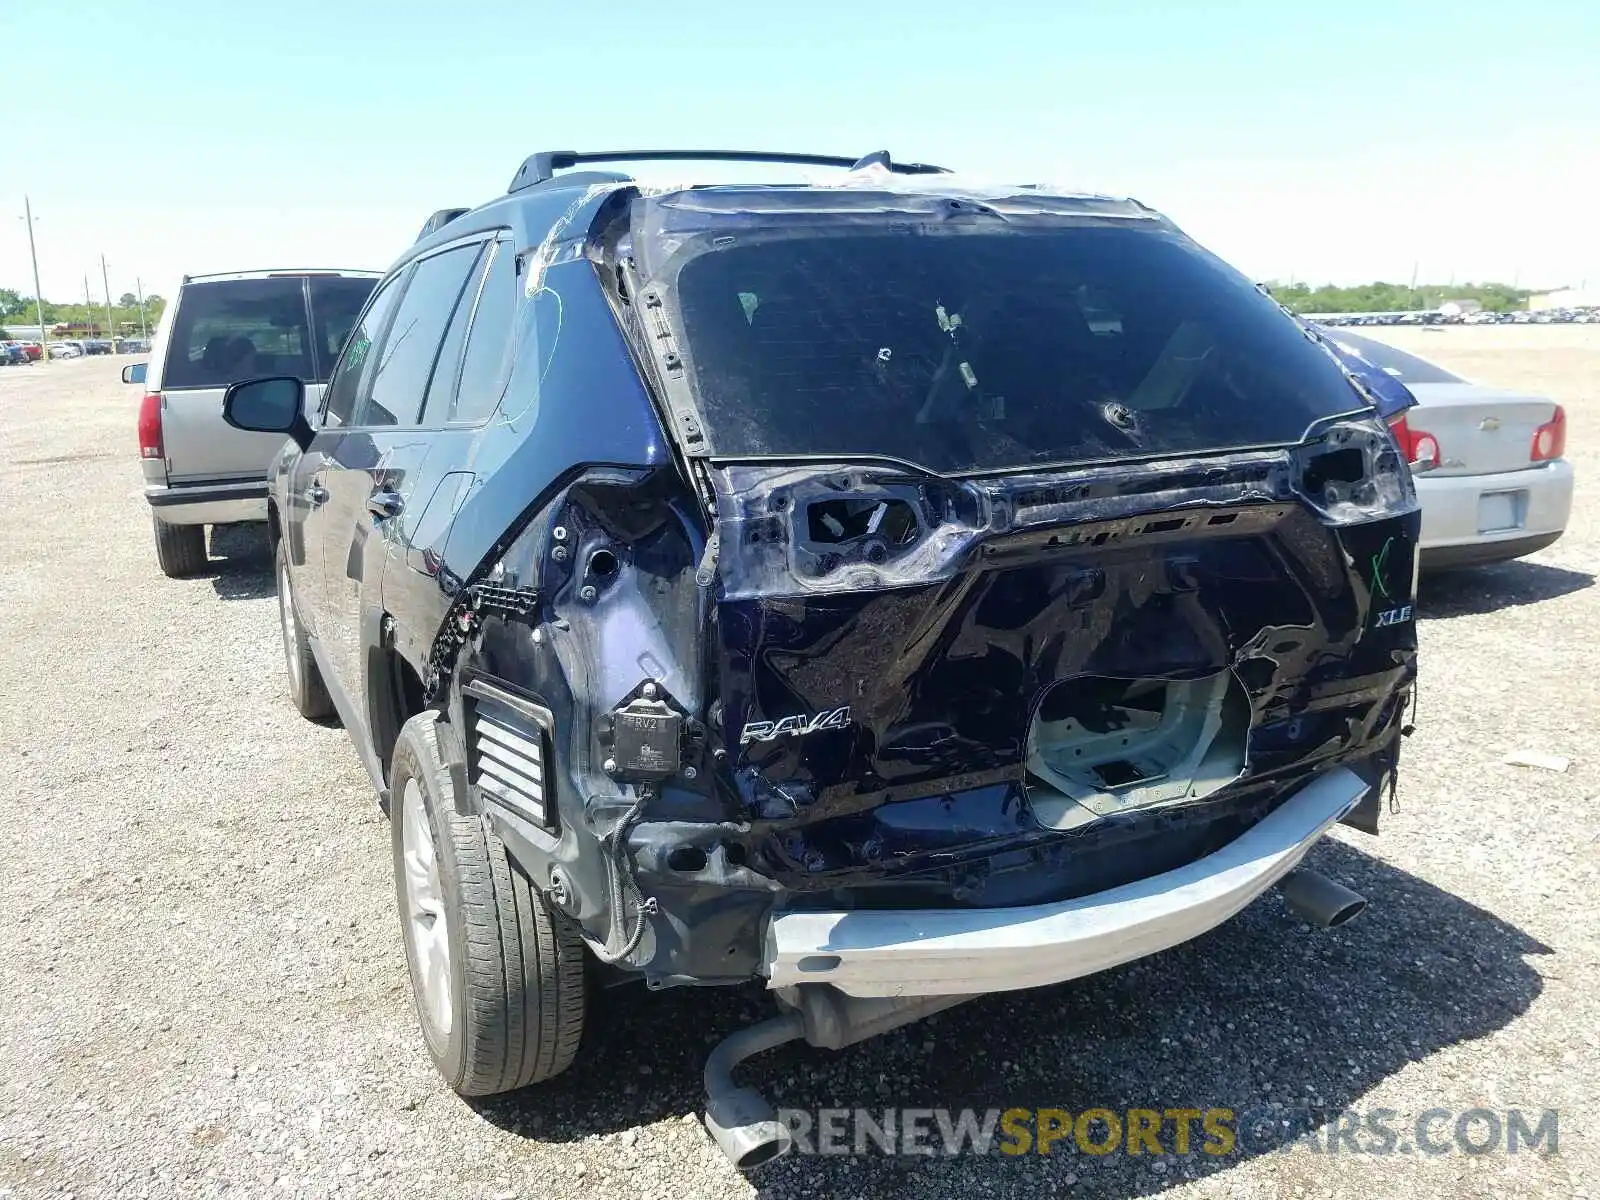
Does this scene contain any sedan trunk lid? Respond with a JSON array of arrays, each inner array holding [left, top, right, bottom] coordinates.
[[1406, 383, 1556, 477]]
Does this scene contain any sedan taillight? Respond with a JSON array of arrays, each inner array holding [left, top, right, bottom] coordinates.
[[1531, 405, 1566, 462], [1387, 413, 1440, 470]]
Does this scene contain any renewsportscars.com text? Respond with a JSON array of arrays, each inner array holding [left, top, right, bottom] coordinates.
[[777, 1106, 1559, 1158]]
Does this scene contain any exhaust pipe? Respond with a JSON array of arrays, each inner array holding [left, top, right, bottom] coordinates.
[[703, 1012, 804, 1170], [701, 987, 979, 1168], [1279, 867, 1367, 928]]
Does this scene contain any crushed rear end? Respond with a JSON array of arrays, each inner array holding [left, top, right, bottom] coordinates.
[[617, 182, 1416, 968], [443, 177, 1419, 1164]]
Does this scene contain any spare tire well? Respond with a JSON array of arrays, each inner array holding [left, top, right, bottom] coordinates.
[[1026, 670, 1252, 831]]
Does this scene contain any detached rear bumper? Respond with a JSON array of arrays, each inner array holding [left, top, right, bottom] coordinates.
[[763, 766, 1368, 998]]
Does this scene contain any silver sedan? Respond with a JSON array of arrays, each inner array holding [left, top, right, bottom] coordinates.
[[1321, 327, 1573, 568]]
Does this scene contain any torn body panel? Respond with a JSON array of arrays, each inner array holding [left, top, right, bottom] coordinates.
[[709, 429, 1416, 902], [434, 416, 1416, 988]]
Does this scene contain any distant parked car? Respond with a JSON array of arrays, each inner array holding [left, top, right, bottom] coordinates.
[[47, 341, 83, 358], [125, 267, 380, 577], [19, 341, 42, 361], [1320, 327, 1572, 568], [0, 343, 29, 366], [83, 339, 114, 355]]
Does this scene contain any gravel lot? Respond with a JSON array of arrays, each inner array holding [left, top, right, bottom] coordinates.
[[2, 329, 1595, 1200]]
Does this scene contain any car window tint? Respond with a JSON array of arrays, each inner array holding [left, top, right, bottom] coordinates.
[[321, 274, 404, 428], [419, 244, 489, 425], [162, 278, 312, 388], [671, 227, 1374, 472], [307, 276, 379, 380], [354, 246, 481, 428], [450, 240, 518, 424]]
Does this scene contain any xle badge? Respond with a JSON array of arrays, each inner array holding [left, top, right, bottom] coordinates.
[[740, 707, 852, 744], [1369, 535, 1414, 627], [1375, 605, 1414, 627]]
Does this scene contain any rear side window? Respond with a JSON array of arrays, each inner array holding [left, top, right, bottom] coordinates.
[[668, 226, 1373, 473], [162, 278, 313, 388], [308, 276, 380, 376], [355, 244, 482, 427], [450, 240, 519, 424], [321, 275, 404, 427], [419, 245, 489, 425]]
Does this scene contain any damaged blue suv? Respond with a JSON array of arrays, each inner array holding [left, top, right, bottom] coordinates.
[[224, 149, 1419, 1169]]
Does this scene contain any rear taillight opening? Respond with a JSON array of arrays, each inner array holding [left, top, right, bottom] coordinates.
[[1387, 413, 1440, 470], [1531, 405, 1566, 462], [137, 393, 163, 460]]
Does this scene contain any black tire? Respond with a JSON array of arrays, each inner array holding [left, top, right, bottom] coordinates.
[[152, 514, 206, 578], [274, 540, 334, 721], [390, 711, 586, 1096]]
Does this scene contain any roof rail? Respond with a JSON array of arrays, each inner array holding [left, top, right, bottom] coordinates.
[[417, 207, 471, 241], [506, 149, 951, 194]]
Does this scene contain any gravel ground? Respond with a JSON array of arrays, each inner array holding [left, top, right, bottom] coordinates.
[[1, 329, 1595, 1200]]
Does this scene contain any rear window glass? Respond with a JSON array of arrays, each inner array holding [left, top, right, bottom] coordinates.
[[669, 226, 1372, 473], [161, 275, 376, 388], [1320, 329, 1466, 385], [163, 278, 313, 388], [309, 276, 380, 376]]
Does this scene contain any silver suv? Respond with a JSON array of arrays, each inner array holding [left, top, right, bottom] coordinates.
[[125, 269, 378, 576]]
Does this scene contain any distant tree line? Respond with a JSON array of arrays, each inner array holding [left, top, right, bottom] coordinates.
[[0, 287, 167, 335], [1265, 281, 1531, 314]]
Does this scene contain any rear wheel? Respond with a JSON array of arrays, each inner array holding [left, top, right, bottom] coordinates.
[[152, 514, 206, 578], [276, 540, 334, 720], [391, 711, 587, 1095]]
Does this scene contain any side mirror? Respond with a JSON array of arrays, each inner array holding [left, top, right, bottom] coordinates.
[[121, 362, 147, 385], [223, 376, 313, 450]]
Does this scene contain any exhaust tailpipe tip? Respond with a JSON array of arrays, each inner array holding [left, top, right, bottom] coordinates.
[[705, 1086, 793, 1170], [702, 1012, 804, 1171], [1279, 866, 1367, 928]]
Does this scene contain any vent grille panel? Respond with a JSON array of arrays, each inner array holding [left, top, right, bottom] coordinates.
[[465, 691, 555, 832]]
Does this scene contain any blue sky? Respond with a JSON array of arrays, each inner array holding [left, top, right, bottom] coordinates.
[[4, 0, 1597, 303]]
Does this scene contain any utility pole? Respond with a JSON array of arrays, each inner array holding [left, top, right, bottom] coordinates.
[[136, 275, 148, 339], [83, 274, 92, 334], [21, 196, 48, 356], [100, 254, 115, 347]]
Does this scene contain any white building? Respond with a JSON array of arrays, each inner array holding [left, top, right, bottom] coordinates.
[[1528, 288, 1600, 311]]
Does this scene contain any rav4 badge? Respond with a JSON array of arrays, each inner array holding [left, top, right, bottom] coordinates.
[[740, 706, 853, 745]]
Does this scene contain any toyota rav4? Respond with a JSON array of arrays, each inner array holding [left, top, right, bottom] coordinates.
[[222, 149, 1419, 1169]]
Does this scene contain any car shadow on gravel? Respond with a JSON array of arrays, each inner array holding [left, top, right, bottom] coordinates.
[[1419, 559, 1593, 619], [205, 523, 275, 601], [472, 839, 1550, 1198]]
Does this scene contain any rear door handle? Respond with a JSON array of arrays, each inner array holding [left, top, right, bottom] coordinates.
[[304, 483, 329, 506], [367, 490, 404, 519]]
